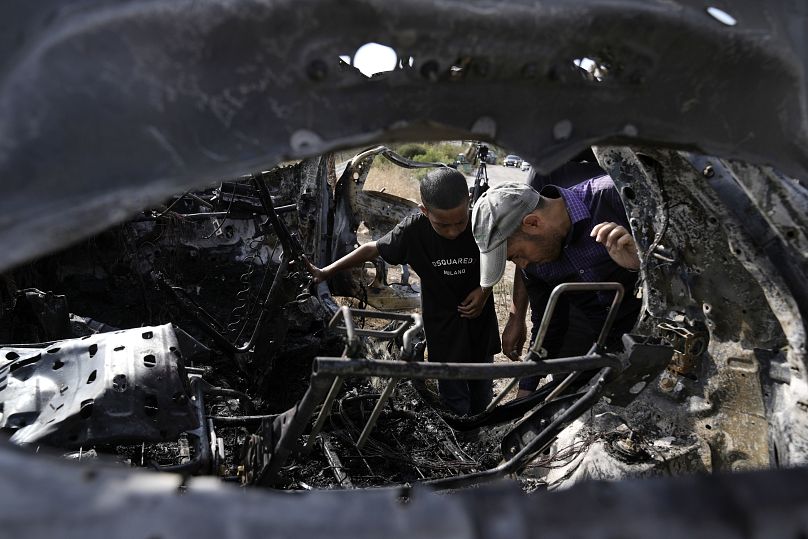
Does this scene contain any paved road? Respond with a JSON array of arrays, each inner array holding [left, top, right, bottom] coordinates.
[[465, 163, 530, 189]]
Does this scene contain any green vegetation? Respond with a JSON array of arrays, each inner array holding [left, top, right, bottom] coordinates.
[[408, 142, 461, 165], [386, 142, 465, 179], [397, 143, 427, 159]]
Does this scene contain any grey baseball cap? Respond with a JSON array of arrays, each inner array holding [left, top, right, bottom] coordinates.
[[472, 182, 541, 287]]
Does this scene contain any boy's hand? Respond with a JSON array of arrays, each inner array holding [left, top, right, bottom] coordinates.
[[304, 256, 328, 284], [458, 286, 491, 319], [590, 222, 640, 270]]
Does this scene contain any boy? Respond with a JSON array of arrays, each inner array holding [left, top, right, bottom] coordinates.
[[308, 167, 500, 416]]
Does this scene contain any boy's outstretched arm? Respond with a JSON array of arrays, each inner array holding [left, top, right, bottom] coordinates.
[[458, 286, 492, 319], [306, 242, 380, 283]]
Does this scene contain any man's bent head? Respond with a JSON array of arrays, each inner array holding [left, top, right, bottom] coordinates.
[[471, 182, 541, 287]]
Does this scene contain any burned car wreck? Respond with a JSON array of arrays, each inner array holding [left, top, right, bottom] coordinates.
[[1, 0, 808, 537]]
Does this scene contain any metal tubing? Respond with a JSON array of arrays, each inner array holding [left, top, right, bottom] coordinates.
[[484, 378, 519, 411], [329, 306, 359, 354], [543, 371, 581, 403], [425, 369, 609, 490], [400, 313, 423, 360], [530, 282, 625, 356], [356, 378, 399, 449], [329, 307, 423, 357], [302, 376, 346, 453], [314, 354, 620, 379], [305, 309, 422, 452]]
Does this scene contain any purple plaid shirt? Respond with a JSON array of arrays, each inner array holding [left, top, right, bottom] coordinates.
[[525, 175, 630, 289]]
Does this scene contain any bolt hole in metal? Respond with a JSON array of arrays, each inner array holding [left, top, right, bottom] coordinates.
[[80, 399, 94, 419], [573, 57, 609, 81], [112, 374, 127, 392], [553, 119, 573, 141], [420, 60, 440, 80], [621, 186, 636, 200], [706, 6, 737, 26], [347, 42, 398, 77]]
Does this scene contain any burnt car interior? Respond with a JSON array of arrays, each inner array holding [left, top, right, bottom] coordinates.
[[1, 1, 808, 537]]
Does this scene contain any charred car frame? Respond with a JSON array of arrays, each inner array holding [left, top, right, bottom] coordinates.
[[1, 0, 808, 537]]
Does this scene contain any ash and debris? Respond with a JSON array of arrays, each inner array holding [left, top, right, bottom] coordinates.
[[282, 381, 505, 489]]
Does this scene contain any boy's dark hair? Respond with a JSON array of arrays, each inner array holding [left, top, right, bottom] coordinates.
[[420, 167, 469, 210]]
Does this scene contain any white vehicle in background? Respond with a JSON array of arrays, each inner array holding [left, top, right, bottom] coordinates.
[[503, 154, 522, 167], [521, 161, 530, 171]]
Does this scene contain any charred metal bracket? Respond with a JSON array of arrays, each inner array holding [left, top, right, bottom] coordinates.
[[301, 327, 671, 489], [600, 334, 676, 407], [657, 321, 709, 377], [155, 377, 255, 476], [0, 324, 197, 448]]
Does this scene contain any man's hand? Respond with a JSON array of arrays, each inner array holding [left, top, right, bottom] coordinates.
[[458, 286, 491, 319], [591, 222, 640, 271], [304, 256, 328, 284], [502, 314, 527, 361]]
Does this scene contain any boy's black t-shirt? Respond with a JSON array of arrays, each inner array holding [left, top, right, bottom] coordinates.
[[376, 213, 501, 364]]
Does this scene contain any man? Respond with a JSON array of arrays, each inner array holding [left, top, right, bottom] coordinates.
[[309, 167, 500, 415], [471, 177, 641, 397]]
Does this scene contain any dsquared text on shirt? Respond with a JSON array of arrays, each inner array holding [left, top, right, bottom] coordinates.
[[431, 257, 474, 276]]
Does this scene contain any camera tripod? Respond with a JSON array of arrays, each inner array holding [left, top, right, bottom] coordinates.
[[470, 158, 490, 205]]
